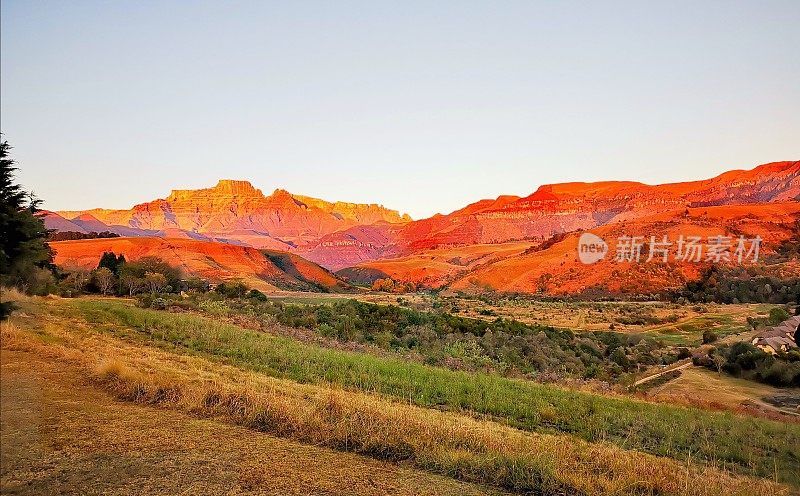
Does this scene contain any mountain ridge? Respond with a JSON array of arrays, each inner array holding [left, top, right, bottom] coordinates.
[[45, 161, 800, 273]]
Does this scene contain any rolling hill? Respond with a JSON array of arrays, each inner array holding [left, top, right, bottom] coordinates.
[[50, 237, 351, 292]]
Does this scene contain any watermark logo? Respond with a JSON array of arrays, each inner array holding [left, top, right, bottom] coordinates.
[[578, 232, 608, 265], [577, 233, 761, 264]]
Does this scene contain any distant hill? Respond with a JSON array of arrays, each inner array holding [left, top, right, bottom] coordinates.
[[50, 237, 351, 292]]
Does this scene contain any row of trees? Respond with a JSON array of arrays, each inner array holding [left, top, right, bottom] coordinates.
[[371, 277, 417, 293], [60, 252, 183, 297], [675, 266, 800, 304], [48, 230, 120, 241]]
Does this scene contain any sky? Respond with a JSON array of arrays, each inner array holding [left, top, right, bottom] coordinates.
[[2, 1, 799, 219]]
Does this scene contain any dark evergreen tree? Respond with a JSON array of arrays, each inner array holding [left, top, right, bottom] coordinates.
[[98, 251, 126, 275], [1, 138, 54, 319]]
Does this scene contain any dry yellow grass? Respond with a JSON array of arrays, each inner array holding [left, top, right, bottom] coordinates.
[[2, 348, 500, 496], [652, 366, 800, 418], [2, 300, 792, 496]]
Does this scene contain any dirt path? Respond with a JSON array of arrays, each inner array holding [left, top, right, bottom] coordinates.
[[633, 360, 693, 387], [0, 349, 503, 496]]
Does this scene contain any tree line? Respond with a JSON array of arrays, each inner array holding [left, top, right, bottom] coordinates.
[[59, 251, 185, 297]]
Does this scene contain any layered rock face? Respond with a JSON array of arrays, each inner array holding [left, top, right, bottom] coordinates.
[[55, 180, 411, 251], [349, 201, 800, 295], [392, 161, 800, 251], [299, 224, 406, 271]]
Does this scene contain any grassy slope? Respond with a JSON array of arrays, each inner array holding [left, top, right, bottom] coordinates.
[[3, 299, 789, 496], [66, 298, 800, 486], [0, 349, 500, 496], [654, 366, 800, 417]]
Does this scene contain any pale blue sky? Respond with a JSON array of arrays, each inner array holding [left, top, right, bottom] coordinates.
[[2, 1, 798, 219]]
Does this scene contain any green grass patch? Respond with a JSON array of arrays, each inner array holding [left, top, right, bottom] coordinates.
[[648, 314, 750, 346]]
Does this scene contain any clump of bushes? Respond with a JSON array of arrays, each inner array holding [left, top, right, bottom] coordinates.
[[246, 288, 268, 301], [675, 266, 800, 304], [694, 342, 800, 387]]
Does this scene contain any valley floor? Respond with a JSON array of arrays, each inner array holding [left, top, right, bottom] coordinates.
[[0, 348, 501, 496]]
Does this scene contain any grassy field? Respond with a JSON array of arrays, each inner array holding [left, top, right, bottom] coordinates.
[[653, 366, 800, 418], [2, 296, 792, 495], [32, 297, 800, 487]]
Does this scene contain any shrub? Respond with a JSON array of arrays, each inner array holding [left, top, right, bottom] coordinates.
[[136, 294, 154, 308], [702, 330, 718, 344], [768, 307, 790, 325], [197, 299, 231, 316], [246, 289, 268, 301], [150, 297, 168, 310], [215, 281, 248, 298]]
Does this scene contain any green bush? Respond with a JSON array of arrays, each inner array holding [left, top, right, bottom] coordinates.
[[246, 289, 268, 301], [136, 294, 154, 308], [768, 307, 790, 325], [151, 297, 168, 310], [215, 281, 248, 298], [178, 296, 675, 382]]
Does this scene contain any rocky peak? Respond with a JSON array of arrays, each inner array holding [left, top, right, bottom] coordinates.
[[166, 180, 264, 201], [212, 179, 263, 196]]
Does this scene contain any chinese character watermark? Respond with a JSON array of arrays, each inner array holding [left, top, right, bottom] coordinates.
[[577, 233, 761, 265]]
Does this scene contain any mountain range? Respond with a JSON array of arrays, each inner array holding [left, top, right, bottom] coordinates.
[[47, 160, 800, 294]]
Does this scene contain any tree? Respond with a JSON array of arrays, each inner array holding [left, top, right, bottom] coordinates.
[[60, 271, 90, 296], [92, 267, 116, 295], [372, 278, 396, 292], [702, 330, 718, 344], [214, 280, 247, 298], [137, 257, 181, 288], [144, 271, 167, 293], [712, 353, 727, 375], [98, 252, 126, 275], [1, 138, 54, 318], [120, 274, 143, 296]]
